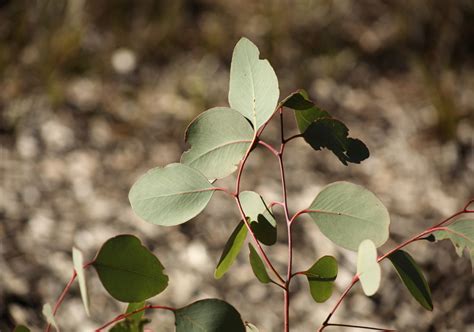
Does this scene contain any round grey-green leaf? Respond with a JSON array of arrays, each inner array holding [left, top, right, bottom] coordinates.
[[174, 299, 245, 332], [93, 235, 168, 302], [129, 163, 215, 226], [433, 218, 474, 266], [229, 37, 279, 130], [181, 107, 253, 180], [308, 181, 390, 251]]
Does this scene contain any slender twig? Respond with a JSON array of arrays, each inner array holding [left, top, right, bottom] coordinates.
[[318, 202, 473, 330], [213, 187, 236, 197], [283, 133, 303, 144], [322, 322, 396, 331], [233, 133, 285, 285], [258, 139, 280, 157], [290, 271, 307, 279], [277, 107, 293, 332], [269, 201, 285, 209], [95, 304, 175, 331], [45, 262, 94, 332]]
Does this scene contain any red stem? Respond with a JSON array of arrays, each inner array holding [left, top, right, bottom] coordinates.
[[233, 131, 285, 285], [318, 203, 473, 330], [95, 304, 175, 331], [45, 262, 94, 332], [322, 322, 396, 331]]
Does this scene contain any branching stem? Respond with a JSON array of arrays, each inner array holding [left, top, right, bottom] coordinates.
[[95, 304, 175, 331], [45, 261, 94, 332], [318, 204, 473, 330]]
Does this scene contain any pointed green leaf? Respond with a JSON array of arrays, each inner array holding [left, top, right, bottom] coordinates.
[[181, 107, 253, 180], [295, 106, 331, 133], [229, 37, 279, 130], [433, 219, 474, 266], [308, 181, 390, 251], [129, 163, 215, 226], [174, 299, 245, 332], [93, 235, 168, 302], [240, 191, 277, 245], [388, 250, 433, 311], [72, 247, 90, 316], [357, 239, 381, 296], [248, 243, 271, 283], [304, 255, 338, 303], [14, 325, 31, 332], [215, 221, 248, 279], [303, 118, 369, 165], [245, 322, 259, 332], [42, 303, 59, 331], [110, 302, 149, 332], [281, 89, 314, 110]]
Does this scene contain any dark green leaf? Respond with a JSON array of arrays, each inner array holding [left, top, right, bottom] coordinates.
[[388, 250, 433, 311], [422, 234, 436, 242], [309, 181, 390, 251], [93, 235, 168, 302], [240, 191, 277, 245], [281, 89, 314, 110], [248, 243, 271, 283], [174, 299, 245, 332], [215, 221, 248, 279], [13, 325, 31, 332], [304, 256, 338, 303], [295, 107, 331, 133], [129, 163, 215, 226], [303, 118, 369, 165], [181, 107, 253, 180], [346, 138, 370, 163]]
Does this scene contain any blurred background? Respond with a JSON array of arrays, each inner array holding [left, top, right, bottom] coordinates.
[[1, 0, 473, 331]]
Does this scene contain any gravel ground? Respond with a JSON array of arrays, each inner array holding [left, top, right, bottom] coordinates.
[[1, 1, 473, 331]]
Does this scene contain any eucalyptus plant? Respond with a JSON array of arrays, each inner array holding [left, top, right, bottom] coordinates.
[[16, 38, 473, 332]]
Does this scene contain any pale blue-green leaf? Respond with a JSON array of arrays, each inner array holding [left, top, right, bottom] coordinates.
[[229, 37, 279, 130], [240, 191, 277, 245], [181, 107, 253, 180], [129, 163, 215, 226], [175, 299, 245, 332], [304, 255, 338, 303], [248, 243, 271, 283], [215, 221, 248, 279], [72, 247, 90, 316], [433, 218, 473, 267], [42, 303, 59, 331], [308, 181, 390, 251], [357, 239, 381, 296]]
